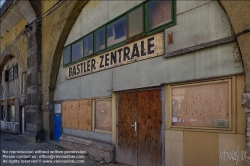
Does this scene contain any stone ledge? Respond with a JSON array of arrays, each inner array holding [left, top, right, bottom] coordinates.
[[58, 134, 115, 161]]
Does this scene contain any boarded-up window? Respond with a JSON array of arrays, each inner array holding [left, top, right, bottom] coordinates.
[[95, 99, 112, 131], [171, 80, 230, 128], [62, 100, 92, 131]]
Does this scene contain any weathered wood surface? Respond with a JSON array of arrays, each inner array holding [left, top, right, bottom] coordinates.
[[172, 82, 229, 127], [117, 89, 162, 166], [62, 100, 92, 130], [137, 90, 162, 166], [95, 99, 112, 131], [117, 92, 138, 166]]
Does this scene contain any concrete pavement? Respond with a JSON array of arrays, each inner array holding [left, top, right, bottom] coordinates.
[[0, 132, 127, 166]]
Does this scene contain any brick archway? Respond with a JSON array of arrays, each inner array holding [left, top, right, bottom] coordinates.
[[42, 0, 88, 141]]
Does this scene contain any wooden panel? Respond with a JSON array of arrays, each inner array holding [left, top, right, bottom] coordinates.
[[112, 93, 116, 144], [137, 90, 162, 166], [62, 100, 92, 131], [71, 101, 79, 129], [62, 101, 71, 128], [117, 92, 138, 166], [95, 99, 112, 131], [183, 131, 219, 166], [79, 100, 92, 131], [172, 81, 229, 127]]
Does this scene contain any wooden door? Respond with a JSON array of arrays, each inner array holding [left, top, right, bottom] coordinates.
[[137, 90, 162, 166], [117, 89, 162, 166], [117, 92, 138, 166]]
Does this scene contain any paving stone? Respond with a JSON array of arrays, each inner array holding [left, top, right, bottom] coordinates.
[[0, 132, 129, 166], [100, 160, 106, 164], [105, 158, 112, 164], [95, 156, 103, 162]]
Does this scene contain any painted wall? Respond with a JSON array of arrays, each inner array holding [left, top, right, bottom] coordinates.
[[1, 57, 25, 99], [55, 0, 243, 100], [0, 11, 27, 134], [53, 0, 245, 164], [165, 75, 246, 166]]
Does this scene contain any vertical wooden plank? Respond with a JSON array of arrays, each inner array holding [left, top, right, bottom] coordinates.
[[117, 92, 138, 166], [62, 101, 72, 128], [71, 101, 79, 129], [137, 89, 162, 166], [78, 100, 92, 131], [112, 93, 116, 144], [92, 100, 95, 131]]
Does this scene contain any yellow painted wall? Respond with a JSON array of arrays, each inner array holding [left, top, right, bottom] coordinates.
[[41, 0, 88, 105], [165, 75, 246, 166], [0, 19, 27, 71]]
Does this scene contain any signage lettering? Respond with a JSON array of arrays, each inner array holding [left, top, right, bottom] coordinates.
[[66, 32, 164, 79]]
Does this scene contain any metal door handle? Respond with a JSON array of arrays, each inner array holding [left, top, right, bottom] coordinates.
[[131, 122, 137, 132]]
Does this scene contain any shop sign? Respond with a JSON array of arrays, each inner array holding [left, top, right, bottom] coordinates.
[[66, 32, 164, 79]]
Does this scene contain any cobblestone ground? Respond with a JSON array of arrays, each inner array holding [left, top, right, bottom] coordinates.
[[0, 132, 128, 166]]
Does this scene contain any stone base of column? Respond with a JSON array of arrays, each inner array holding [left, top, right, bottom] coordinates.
[[42, 105, 54, 142], [23, 131, 45, 143]]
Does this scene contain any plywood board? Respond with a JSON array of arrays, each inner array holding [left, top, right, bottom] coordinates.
[[62, 100, 92, 131], [95, 99, 112, 131], [71, 101, 80, 129], [79, 100, 92, 130], [171, 81, 229, 128], [62, 102, 69, 127]]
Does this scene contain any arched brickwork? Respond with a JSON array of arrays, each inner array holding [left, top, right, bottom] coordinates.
[[42, 0, 88, 105], [218, 1, 250, 165]]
